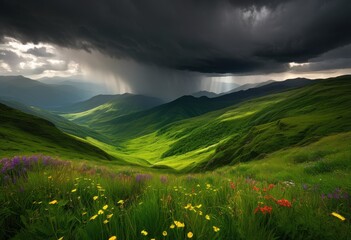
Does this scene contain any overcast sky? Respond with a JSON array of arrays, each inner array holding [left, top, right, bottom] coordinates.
[[0, 0, 350, 99]]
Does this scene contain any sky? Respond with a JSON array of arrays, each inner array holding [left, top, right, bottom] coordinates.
[[0, 0, 350, 100]]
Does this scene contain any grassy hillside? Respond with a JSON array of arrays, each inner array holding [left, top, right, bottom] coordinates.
[[90, 78, 312, 142], [0, 103, 114, 161], [92, 75, 351, 171], [0, 99, 114, 145], [58, 94, 164, 127]]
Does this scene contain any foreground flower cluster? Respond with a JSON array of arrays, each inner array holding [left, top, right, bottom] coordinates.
[[0, 155, 350, 240]]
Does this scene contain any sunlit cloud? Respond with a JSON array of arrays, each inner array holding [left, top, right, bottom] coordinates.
[[0, 36, 350, 100]]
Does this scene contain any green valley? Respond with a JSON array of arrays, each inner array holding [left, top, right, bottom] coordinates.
[[1, 76, 351, 240], [50, 76, 350, 175]]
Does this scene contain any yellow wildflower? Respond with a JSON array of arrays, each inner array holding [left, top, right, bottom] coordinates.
[[49, 200, 58, 205], [196, 204, 202, 208], [108, 236, 117, 240], [90, 214, 98, 220], [162, 231, 167, 236], [93, 196, 98, 201], [117, 200, 124, 205], [331, 212, 346, 221], [98, 210, 104, 215], [58, 237, 64, 240], [48, 176, 52, 179], [103, 205, 108, 210], [170, 224, 175, 229], [184, 203, 192, 209], [213, 226, 220, 232], [174, 221, 185, 228], [187, 232, 193, 238], [205, 214, 210, 220], [141, 230, 148, 236], [103, 220, 109, 224], [199, 211, 203, 216], [71, 189, 77, 193], [107, 214, 113, 219]]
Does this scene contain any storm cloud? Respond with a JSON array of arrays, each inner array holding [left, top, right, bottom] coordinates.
[[1, 0, 350, 74]]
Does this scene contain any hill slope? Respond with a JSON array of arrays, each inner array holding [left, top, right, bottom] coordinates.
[[91, 78, 312, 141], [97, 75, 351, 171], [0, 99, 113, 145], [58, 94, 164, 126], [0, 103, 113, 160]]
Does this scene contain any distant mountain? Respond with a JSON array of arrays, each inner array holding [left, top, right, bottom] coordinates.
[[39, 76, 113, 97], [218, 82, 241, 93], [57, 93, 164, 126], [90, 78, 313, 141], [191, 91, 218, 98], [220, 80, 275, 95], [0, 102, 113, 160], [0, 75, 92, 108]]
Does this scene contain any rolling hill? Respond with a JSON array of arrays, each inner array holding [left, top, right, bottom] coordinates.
[[88, 78, 312, 141], [57, 94, 164, 126], [191, 90, 218, 98], [83, 75, 350, 171], [0, 103, 113, 160], [0, 99, 113, 145]]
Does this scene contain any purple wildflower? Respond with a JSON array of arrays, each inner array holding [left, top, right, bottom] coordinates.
[[160, 175, 168, 184]]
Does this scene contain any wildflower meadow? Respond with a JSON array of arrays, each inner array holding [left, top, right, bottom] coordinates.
[[1, 155, 350, 239]]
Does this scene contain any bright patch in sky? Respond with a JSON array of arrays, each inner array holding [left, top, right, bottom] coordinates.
[[0, 37, 81, 78], [0, 36, 350, 100]]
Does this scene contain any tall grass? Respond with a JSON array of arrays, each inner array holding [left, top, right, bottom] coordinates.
[[1, 155, 350, 239]]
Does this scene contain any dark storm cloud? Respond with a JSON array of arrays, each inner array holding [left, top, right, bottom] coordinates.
[[26, 47, 55, 57], [290, 44, 351, 72], [0, 0, 350, 74]]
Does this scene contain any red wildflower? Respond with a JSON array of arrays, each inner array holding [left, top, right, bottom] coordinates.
[[276, 198, 292, 208], [268, 184, 275, 190], [253, 186, 260, 191], [254, 205, 273, 214], [230, 181, 236, 190]]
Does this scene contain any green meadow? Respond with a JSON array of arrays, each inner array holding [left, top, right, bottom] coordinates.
[[1, 156, 350, 240], [1, 75, 351, 239]]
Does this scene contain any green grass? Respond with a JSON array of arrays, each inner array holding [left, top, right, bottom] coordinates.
[[1, 156, 350, 240], [0, 103, 114, 161]]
